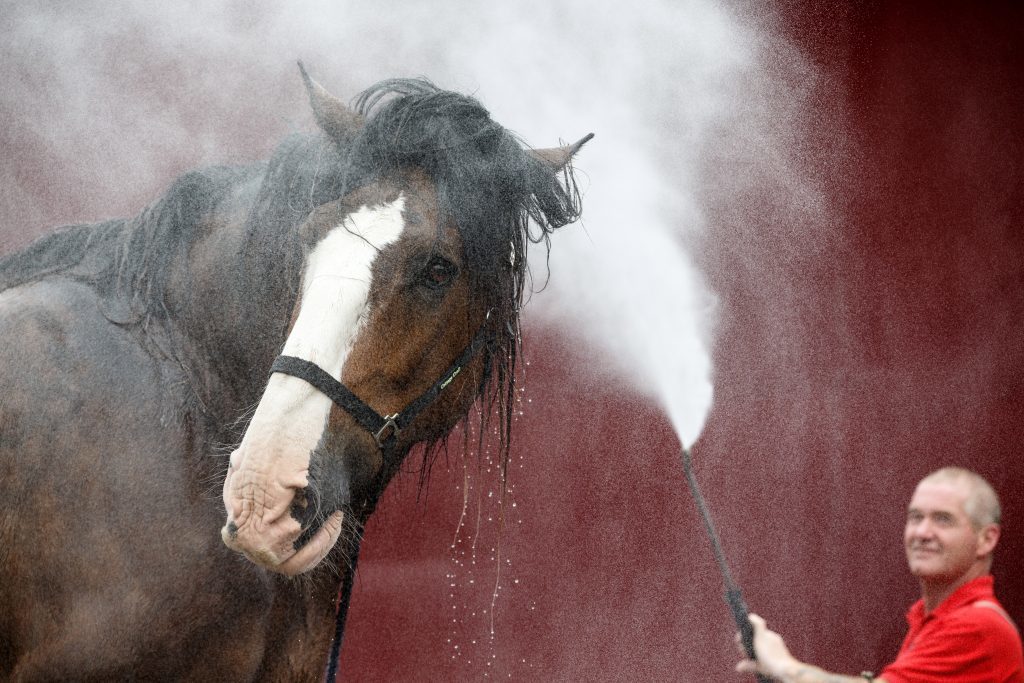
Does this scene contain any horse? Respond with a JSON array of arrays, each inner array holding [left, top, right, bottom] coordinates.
[[0, 64, 590, 681]]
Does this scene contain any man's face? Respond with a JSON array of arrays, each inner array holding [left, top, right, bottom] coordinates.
[[904, 479, 991, 584]]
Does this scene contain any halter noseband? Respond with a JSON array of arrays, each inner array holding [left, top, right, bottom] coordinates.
[[269, 319, 490, 452]]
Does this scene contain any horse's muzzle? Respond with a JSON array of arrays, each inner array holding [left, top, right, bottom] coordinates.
[[221, 510, 344, 576]]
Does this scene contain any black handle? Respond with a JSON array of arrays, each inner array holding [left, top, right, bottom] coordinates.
[[728, 588, 756, 660], [727, 589, 771, 682]]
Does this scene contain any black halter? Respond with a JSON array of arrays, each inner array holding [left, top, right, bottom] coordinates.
[[269, 318, 491, 453]]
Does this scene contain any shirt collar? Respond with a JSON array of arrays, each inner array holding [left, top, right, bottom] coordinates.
[[907, 574, 995, 626]]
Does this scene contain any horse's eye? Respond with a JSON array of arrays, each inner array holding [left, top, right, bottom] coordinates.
[[421, 257, 457, 289]]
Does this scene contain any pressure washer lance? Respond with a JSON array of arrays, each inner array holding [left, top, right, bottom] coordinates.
[[680, 446, 769, 683]]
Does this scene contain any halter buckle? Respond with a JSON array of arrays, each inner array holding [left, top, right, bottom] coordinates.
[[374, 414, 400, 449]]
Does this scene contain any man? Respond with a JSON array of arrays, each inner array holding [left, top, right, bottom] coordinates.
[[736, 467, 1023, 682]]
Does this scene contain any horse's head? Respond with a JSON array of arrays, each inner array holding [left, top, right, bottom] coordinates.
[[221, 67, 590, 575]]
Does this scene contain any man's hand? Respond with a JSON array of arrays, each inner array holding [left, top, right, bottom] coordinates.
[[736, 613, 799, 679], [736, 613, 882, 682]]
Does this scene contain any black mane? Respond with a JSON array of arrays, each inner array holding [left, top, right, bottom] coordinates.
[[350, 78, 582, 294], [0, 165, 255, 322]]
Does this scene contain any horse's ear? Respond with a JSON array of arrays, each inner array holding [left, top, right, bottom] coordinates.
[[530, 133, 595, 172], [298, 61, 365, 142]]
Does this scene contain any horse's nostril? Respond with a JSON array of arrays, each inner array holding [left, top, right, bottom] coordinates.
[[220, 522, 240, 549]]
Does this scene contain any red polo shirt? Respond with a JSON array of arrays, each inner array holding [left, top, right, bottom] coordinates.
[[880, 575, 1023, 683]]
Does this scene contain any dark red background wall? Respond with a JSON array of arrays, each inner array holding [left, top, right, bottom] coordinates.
[[2, 3, 1021, 680]]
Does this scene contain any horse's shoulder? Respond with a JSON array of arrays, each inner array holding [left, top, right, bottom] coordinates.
[[0, 279, 161, 403], [1, 277, 109, 343]]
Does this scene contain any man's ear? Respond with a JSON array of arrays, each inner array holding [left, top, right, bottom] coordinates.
[[977, 523, 1000, 557]]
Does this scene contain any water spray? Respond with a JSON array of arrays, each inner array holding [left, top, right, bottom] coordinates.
[[679, 446, 768, 683]]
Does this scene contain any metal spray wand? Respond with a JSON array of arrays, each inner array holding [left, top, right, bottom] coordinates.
[[680, 446, 770, 683]]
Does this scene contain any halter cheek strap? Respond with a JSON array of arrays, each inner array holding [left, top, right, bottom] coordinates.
[[269, 321, 490, 451]]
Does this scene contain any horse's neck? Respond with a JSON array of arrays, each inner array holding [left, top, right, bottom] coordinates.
[[165, 179, 305, 416]]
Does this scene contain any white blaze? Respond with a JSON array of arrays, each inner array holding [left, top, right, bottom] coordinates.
[[225, 197, 406, 545], [285, 196, 407, 377], [257, 196, 407, 437]]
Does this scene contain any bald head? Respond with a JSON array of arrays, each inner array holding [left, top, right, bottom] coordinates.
[[918, 467, 1001, 529]]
